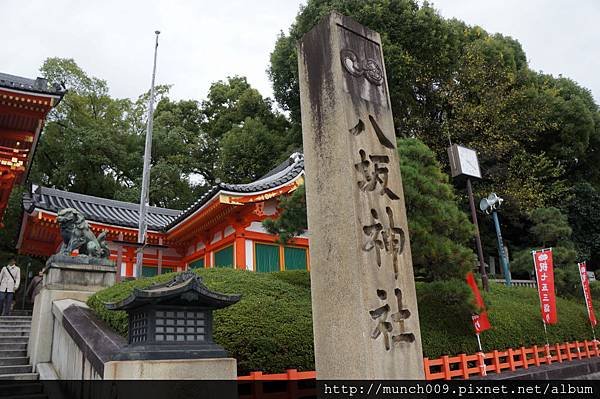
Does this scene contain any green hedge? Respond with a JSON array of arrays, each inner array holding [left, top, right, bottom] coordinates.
[[88, 269, 599, 373], [87, 269, 313, 374]]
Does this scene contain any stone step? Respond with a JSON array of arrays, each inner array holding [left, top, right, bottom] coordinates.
[[0, 324, 32, 329], [0, 343, 27, 351], [0, 318, 32, 323], [0, 373, 38, 380], [0, 365, 33, 375], [0, 316, 31, 321], [0, 382, 43, 396], [0, 357, 29, 366], [0, 336, 28, 343], [5, 310, 32, 317], [0, 328, 30, 337], [0, 332, 29, 338], [0, 350, 27, 358]]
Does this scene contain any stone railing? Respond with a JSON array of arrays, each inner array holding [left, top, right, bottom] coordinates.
[[491, 279, 536, 288], [47, 299, 124, 380]]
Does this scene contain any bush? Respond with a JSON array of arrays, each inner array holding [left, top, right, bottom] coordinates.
[[426, 282, 598, 358], [87, 268, 314, 374], [88, 270, 599, 371]]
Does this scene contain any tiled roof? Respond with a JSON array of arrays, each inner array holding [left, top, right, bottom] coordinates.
[[164, 153, 304, 230], [23, 186, 180, 231], [23, 153, 305, 231], [0, 72, 65, 96]]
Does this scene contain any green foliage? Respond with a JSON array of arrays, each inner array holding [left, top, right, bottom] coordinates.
[[399, 139, 474, 280], [263, 139, 474, 280], [89, 270, 599, 369], [269, 0, 600, 253], [568, 183, 600, 267], [263, 184, 307, 244], [88, 269, 314, 374], [511, 207, 578, 298], [424, 282, 598, 358], [217, 117, 288, 183], [201, 76, 293, 183]]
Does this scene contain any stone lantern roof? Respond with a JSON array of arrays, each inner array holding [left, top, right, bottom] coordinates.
[[106, 271, 241, 311]]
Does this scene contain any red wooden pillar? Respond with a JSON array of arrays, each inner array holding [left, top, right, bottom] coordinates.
[[235, 233, 246, 270]]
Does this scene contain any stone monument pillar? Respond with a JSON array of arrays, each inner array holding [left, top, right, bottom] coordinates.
[[298, 12, 424, 379]]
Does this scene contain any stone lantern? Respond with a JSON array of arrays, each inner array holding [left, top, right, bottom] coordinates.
[[105, 271, 240, 361]]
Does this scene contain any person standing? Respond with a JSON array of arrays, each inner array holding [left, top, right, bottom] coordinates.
[[0, 259, 20, 316]]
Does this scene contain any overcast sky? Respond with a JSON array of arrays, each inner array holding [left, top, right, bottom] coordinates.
[[2, 0, 598, 104]]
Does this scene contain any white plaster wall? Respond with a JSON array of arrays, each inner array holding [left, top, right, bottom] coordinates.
[[245, 240, 254, 271], [246, 221, 268, 233], [196, 242, 206, 251], [211, 231, 223, 244], [120, 262, 126, 277], [223, 226, 235, 237]]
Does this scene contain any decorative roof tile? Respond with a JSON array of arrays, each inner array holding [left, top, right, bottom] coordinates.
[[164, 153, 304, 229], [0, 72, 65, 96], [23, 186, 180, 231], [23, 153, 305, 232]]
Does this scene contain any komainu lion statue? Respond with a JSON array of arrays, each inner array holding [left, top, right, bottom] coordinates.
[[57, 208, 110, 258]]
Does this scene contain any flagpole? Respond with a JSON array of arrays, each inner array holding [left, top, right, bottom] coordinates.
[[136, 30, 161, 279]]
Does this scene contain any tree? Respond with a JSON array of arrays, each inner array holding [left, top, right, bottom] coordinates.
[[398, 138, 475, 280], [568, 183, 600, 269], [511, 207, 579, 298], [200, 76, 293, 183], [268, 0, 600, 255], [269, 0, 469, 143], [263, 184, 307, 244], [217, 117, 288, 183], [30, 58, 141, 200], [263, 138, 475, 281]]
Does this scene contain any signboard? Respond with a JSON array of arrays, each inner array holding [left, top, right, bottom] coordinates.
[[532, 249, 557, 325], [447, 144, 482, 179], [578, 262, 597, 327]]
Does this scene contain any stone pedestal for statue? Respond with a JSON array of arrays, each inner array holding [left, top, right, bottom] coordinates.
[[298, 12, 424, 379], [28, 255, 116, 371]]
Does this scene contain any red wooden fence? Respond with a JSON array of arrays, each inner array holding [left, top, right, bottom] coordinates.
[[238, 339, 600, 383], [423, 339, 600, 380]]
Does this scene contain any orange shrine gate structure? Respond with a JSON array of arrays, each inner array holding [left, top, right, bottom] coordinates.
[[17, 153, 309, 278], [0, 73, 64, 225]]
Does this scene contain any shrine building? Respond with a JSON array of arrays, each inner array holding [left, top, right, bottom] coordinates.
[[17, 153, 309, 278], [0, 73, 65, 225]]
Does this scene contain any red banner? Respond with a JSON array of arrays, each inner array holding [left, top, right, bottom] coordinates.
[[466, 272, 491, 333], [578, 262, 597, 327], [532, 249, 558, 325]]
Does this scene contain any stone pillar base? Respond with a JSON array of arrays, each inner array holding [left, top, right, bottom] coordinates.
[[29, 255, 116, 371], [103, 358, 238, 380]]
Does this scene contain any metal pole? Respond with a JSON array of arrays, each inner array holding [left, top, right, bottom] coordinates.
[[136, 30, 161, 279], [467, 178, 489, 291], [492, 211, 511, 286]]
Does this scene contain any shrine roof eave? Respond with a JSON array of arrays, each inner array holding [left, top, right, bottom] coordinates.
[[0, 72, 65, 98], [105, 274, 241, 311], [22, 186, 180, 232], [165, 153, 305, 232]]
